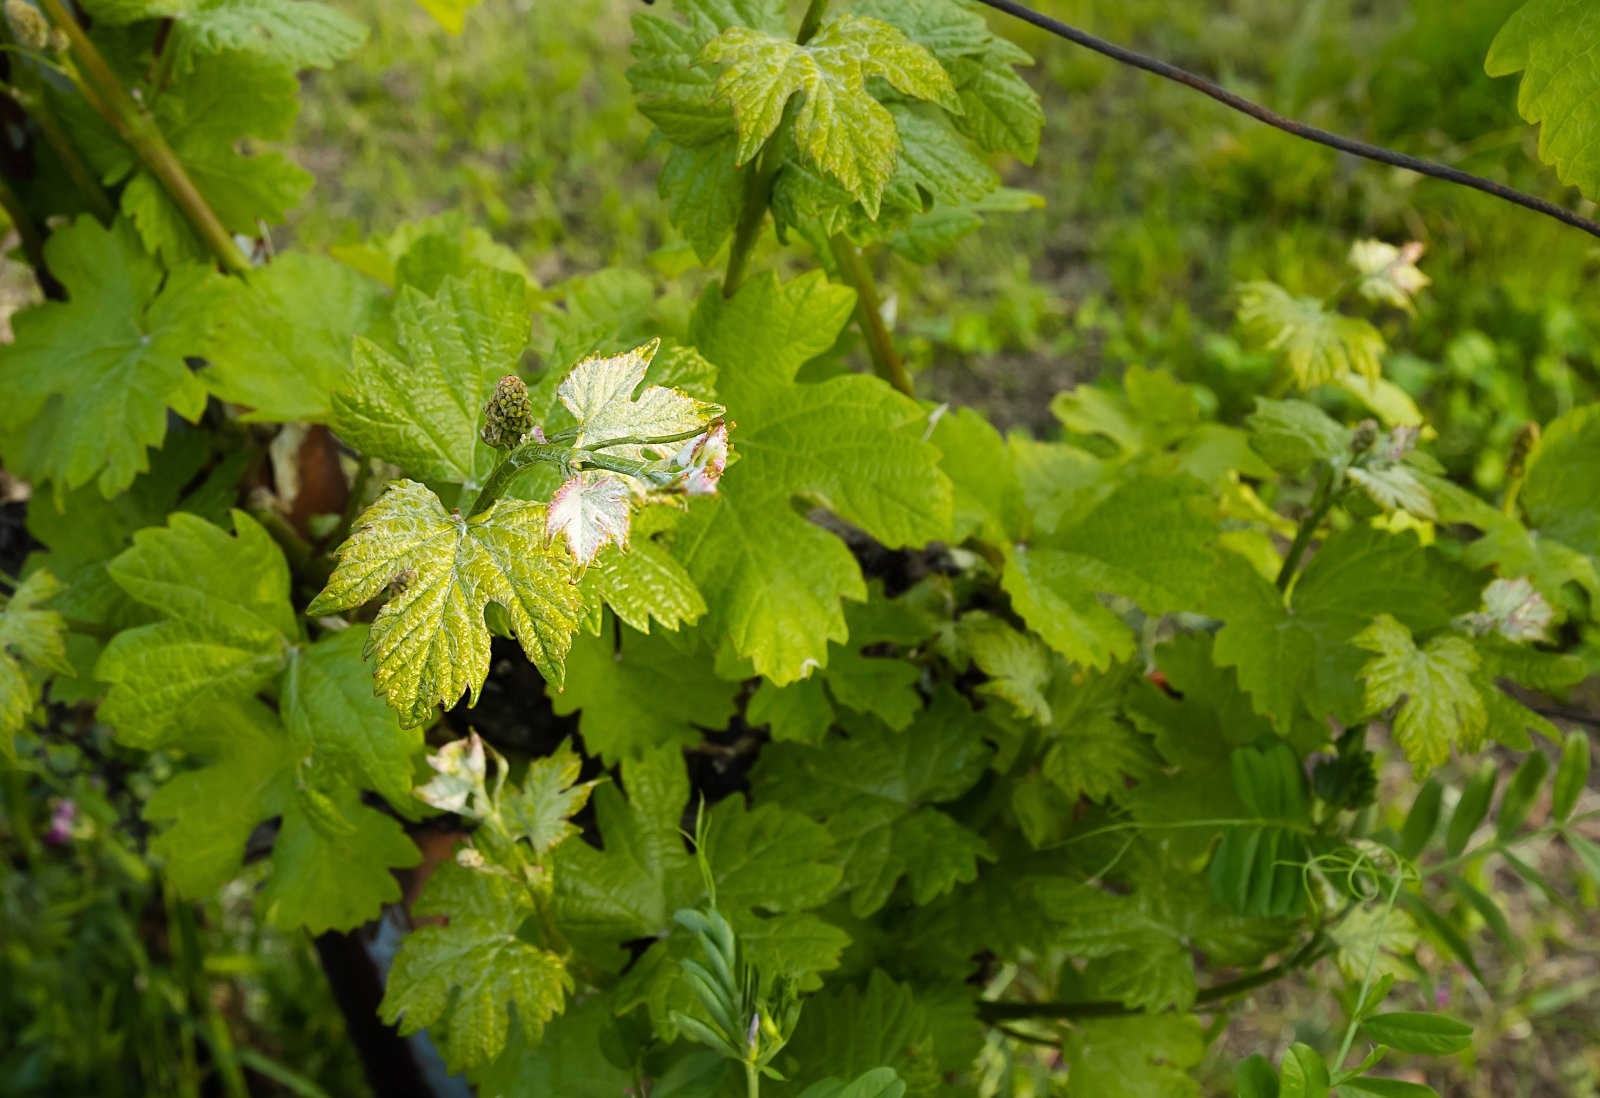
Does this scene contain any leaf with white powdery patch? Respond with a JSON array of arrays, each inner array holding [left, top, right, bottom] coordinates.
[[547, 474, 633, 565], [308, 481, 584, 727]]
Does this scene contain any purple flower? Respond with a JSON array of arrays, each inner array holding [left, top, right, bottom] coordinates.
[[44, 799, 77, 845]]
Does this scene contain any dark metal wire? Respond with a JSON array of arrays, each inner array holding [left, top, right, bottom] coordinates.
[[972, 0, 1600, 242]]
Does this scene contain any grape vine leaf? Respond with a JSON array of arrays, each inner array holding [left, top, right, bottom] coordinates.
[[97, 510, 296, 747], [855, 0, 1042, 161], [332, 268, 528, 486], [679, 272, 952, 684], [113, 53, 312, 260], [1519, 403, 1600, 561], [143, 696, 419, 932], [548, 620, 737, 764], [0, 571, 72, 759], [546, 474, 634, 565], [1213, 526, 1477, 730], [1237, 281, 1385, 388], [579, 514, 707, 634], [747, 675, 835, 743], [702, 14, 957, 214], [1355, 614, 1487, 774], [283, 626, 423, 810], [1001, 473, 1219, 670], [203, 253, 387, 422], [0, 217, 222, 497], [472, 998, 635, 1098], [380, 861, 572, 1072], [1487, 0, 1600, 202], [794, 1070, 907, 1098], [557, 339, 721, 459], [81, 0, 367, 70], [752, 688, 991, 916], [1060, 1015, 1205, 1098], [774, 971, 978, 1097], [308, 481, 585, 727]]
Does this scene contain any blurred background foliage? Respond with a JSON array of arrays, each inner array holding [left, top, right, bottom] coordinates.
[[3, 0, 1598, 1094]]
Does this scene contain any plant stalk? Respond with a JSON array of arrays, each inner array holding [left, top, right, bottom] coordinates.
[[38, 0, 251, 273], [828, 234, 914, 397], [0, 171, 49, 280], [978, 932, 1331, 1023], [796, 0, 831, 43], [722, 143, 778, 297], [745, 1060, 761, 1098], [1275, 464, 1340, 592], [3, 82, 116, 222]]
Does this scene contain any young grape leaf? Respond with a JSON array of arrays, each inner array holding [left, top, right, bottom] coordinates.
[[203, 253, 387, 422], [679, 272, 952, 684], [1519, 403, 1600, 560], [855, 0, 1041, 161], [1237, 281, 1385, 388], [309, 481, 584, 726], [97, 511, 296, 747], [1487, 0, 1600, 201], [548, 620, 737, 764], [81, 0, 367, 70], [579, 521, 707, 634], [0, 571, 73, 759], [283, 626, 423, 811], [144, 697, 419, 932], [381, 861, 572, 1072], [546, 474, 634, 565], [0, 217, 222, 497], [556, 340, 721, 460], [1355, 614, 1487, 774], [1246, 398, 1352, 476], [702, 15, 956, 214], [751, 688, 991, 916], [332, 268, 528, 486]]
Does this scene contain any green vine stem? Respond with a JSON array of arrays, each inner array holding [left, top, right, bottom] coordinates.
[[722, 142, 778, 298], [2, 81, 116, 222], [795, 0, 831, 44], [1275, 463, 1341, 592], [977, 931, 1332, 1024], [744, 1059, 761, 1098], [828, 234, 915, 397], [38, 0, 251, 274], [0, 170, 49, 277]]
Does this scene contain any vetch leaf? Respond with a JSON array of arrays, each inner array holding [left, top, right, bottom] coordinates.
[[308, 481, 584, 726], [1552, 730, 1589, 822], [1359, 1012, 1472, 1055]]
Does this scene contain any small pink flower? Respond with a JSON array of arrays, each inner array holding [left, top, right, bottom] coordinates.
[[44, 799, 76, 845]]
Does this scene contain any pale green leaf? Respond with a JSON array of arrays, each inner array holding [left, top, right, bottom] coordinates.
[[0, 217, 220, 496], [702, 15, 955, 213], [97, 511, 295, 746], [581, 533, 707, 633], [1355, 614, 1487, 774], [1238, 281, 1385, 388], [0, 571, 71, 758], [381, 861, 572, 1071], [1247, 397, 1351, 476], [416, 0, 481, 33], [681, 273, 951, 684], [557, 339, 721, 460], [332, 268, 528, 485], [203, 253, 387, 422], [1487, 0, 1600, 201], [307, 481, 584, 726], [283, 626, 423, 811]]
